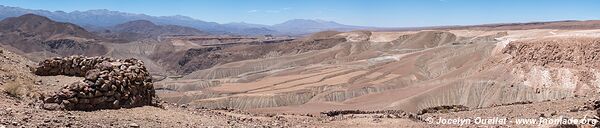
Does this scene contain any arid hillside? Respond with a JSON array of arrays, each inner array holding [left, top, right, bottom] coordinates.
[[0, 14, 107, 62], [97, 20, 206, 42], [0, 36, 432, 128], [154, 29, 600, 127], [1, 14, 600, 127]]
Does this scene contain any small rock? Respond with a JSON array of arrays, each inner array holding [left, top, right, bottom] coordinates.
[[34, 80, 43, 85], [550, 111, 558, 116], [61, 100, 71, 105], [11, 121, 20, 126], [85, 69, 100, 80], [372, 118, 382, 123], [94, 91, 103, 97], [111, 62, 123, 67], [128, 123, 139, 128], [42, 103, 62, 110]]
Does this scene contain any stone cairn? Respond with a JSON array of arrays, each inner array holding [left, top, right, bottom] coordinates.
[[36, 55, 155, 110]]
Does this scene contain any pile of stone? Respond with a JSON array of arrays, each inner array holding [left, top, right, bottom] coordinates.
[[320, 110, 423, 122], [418, 105, 470, 114], [36, 55, 155, 110], [322, 110, 413, 117]]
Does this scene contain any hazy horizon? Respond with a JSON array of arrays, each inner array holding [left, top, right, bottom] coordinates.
[[1, 0, 599, 27]]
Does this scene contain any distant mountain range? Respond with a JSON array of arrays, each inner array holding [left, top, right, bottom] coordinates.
[[112, 20, 205, 36], [0, 5, 372, 35], [94, 20, 206, 42]]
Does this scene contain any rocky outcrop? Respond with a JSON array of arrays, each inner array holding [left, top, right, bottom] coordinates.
[[501, 38, 600, 93], [36, 56, 155, 110], [502, 38, 600, 68], [41, 39, 108, 57]]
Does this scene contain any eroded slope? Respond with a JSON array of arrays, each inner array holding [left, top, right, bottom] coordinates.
[[155, 29, 600, 118]]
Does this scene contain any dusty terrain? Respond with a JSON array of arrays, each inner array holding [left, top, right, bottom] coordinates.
[[154, 29, 600, 127], [0, 45, 429, 127], [1, 46, 409, 128], [159, 29, 597, 111], [2, 14, 600, 127]]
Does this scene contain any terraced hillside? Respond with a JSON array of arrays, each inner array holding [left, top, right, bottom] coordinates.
[[155, 29, 600, 116]]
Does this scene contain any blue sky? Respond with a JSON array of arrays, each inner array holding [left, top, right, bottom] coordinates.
[[1, 0, 599, 27]]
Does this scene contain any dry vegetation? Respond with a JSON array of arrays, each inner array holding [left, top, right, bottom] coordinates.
[[3, 80, 35, 99]]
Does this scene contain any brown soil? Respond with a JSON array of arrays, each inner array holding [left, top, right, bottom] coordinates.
[[3, 14, 600, 127]]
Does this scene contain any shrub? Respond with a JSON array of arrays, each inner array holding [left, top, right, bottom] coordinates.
[[3, 81, 35, 99]]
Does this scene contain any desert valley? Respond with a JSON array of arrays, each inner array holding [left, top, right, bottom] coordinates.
[[1, 2, 600, 128]]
